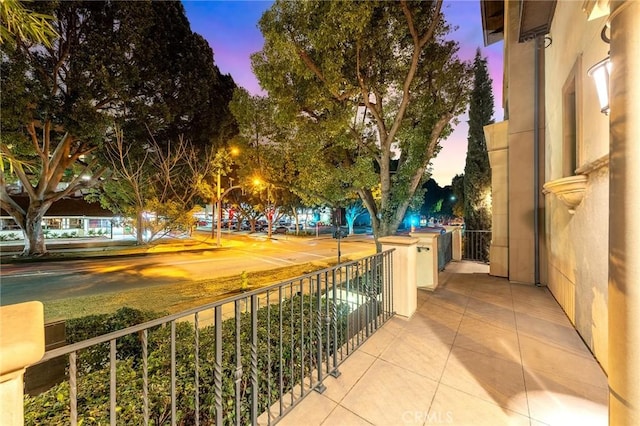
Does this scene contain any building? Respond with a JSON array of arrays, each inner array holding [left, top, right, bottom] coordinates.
[[481, 0, 639, 423], [0, 196, 116, 241]]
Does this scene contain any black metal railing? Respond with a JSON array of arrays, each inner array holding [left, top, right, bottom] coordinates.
[[25, 251, 394, 426], [462, 230, 491, 262], [437, 231, 453, 271]]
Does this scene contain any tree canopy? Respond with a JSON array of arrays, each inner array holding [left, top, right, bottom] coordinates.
[[463, 49, 493, 231], [1, 0, 235, 255], [252, 0, 472, 248]]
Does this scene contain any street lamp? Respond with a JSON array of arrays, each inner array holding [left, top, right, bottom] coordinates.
[[212, 147, 239, 246], [216, 181, 243, 247]]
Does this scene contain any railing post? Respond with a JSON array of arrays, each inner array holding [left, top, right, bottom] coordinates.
[[0, 301, 45, 426], [379, 237, 419, 318], [451, 228, 463, 261], [409, 232, 440, 291]]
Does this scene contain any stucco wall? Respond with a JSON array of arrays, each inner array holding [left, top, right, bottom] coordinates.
[[543, 1, 609, 372]]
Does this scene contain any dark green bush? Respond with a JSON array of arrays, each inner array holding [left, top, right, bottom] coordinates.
[[25, 297, 350, 425]]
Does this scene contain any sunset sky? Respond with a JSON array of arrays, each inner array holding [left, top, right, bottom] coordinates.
[[183, 0, 504, 187]]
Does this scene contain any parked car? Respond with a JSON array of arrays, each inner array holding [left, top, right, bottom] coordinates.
[[288, 223, 304, 231], [273, 226, 288, 234], [332, 227, 349, 239]]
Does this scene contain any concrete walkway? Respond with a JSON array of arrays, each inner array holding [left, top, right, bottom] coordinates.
[[277, 261, 608, 426]]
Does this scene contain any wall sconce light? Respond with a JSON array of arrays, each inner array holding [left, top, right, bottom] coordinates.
[[587, 25, 611, 115], [588, 56, 611, 115]]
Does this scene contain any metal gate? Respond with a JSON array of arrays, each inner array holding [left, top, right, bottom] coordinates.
[[462, 230, 491, 262]]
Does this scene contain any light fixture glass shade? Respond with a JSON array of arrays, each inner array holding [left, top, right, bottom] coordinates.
[[588, 56, 611, 115]]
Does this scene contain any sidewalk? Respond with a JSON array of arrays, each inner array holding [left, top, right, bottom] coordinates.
[[0, 234, 223, 264], [0, 229, 341, 264]]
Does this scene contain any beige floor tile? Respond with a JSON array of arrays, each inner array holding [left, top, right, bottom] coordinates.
[[380, 330, 452, 381], [444, 261, 490, 274], [429, 383, 530, 426], [519, 335, 608, 388], [471, 279, 511, 297], [276, 391, 336, 426], [466, 290, 514, 309], [454, 316, 521, 363], [415, 301, 464, 327], [323, 350, 376, 403], [464, 297, 517, 331], [402, 313, 459, 346], [524, 367, 608, 426], [340, 358, 438, 426], [516, 316, 599, 360], [322, 405, 374, 426], [357, 325, 400, 357], [440, 347, 529, 416], [513, 303, 572, 328], [275, 262, 609, 426], [427, 288, 470, 314], [437, 279, 475, 296]]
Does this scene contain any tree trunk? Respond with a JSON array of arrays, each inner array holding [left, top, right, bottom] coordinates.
[[347, 218, 355, 236], [22, 202, 49, 256], [136, 210, 144, 245]]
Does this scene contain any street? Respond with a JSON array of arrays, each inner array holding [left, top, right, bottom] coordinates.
[[0, 234, 375, 306]]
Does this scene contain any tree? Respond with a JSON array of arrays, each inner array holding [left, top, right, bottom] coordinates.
[[463, 50, 493, 231], [1, 1, 234, 255], [345, 199, 367, 235], [253, 0, 472, 250], [92, 129, 208, 244], [451, 174, 465, 218]]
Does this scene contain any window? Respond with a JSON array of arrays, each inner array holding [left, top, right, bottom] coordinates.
[[562, 57, 583, 177]]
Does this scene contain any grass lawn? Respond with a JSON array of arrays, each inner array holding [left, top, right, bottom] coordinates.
[[43, 259, 341, 322]]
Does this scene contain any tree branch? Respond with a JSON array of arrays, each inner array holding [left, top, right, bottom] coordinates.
[[385, 0, 442, 145]]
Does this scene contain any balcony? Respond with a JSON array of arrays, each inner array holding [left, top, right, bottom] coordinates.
[[279, 261, 608, 426], [3, 252, 607, 425]]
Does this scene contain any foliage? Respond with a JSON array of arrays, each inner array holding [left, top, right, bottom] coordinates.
[[90, 129, 208, 244], [1, 0, 235, 255], [451, 174, 465, 218], [25, 297, 350, 425], [420, 178, 455, 220], [65, 307, 164, 373], [463, 51, 493, 230], [463, 50, 493, 261], [229, 89, 306, 235], [0, 0, 58, 46], [252, 0, 473, 248]]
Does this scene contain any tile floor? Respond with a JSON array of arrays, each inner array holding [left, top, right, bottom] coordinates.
[[276, 261, 609, 426]]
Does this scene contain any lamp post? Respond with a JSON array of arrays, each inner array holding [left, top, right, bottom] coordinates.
[[211, 147, 240, 246], [216, 183, 243, 247]]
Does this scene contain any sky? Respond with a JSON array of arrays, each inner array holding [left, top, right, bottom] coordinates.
[[182, 0, 504, 187]]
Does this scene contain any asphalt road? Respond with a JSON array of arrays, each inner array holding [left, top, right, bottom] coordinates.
[[0, 234, 376, 306]]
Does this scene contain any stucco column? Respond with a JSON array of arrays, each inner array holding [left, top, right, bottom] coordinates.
[[0, 301, 45, 426], [485, 121, 509, 277], [608, 1, 640, 424], [379, 236, 419, 318]]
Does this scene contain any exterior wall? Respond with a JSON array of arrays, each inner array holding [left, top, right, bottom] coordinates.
[[504, 0, 540, 284], [543, 1, 609, 372]]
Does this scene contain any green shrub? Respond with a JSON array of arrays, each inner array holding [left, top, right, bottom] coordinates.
[[26, 297, 350, 425], [65, 307, 164, 373]]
